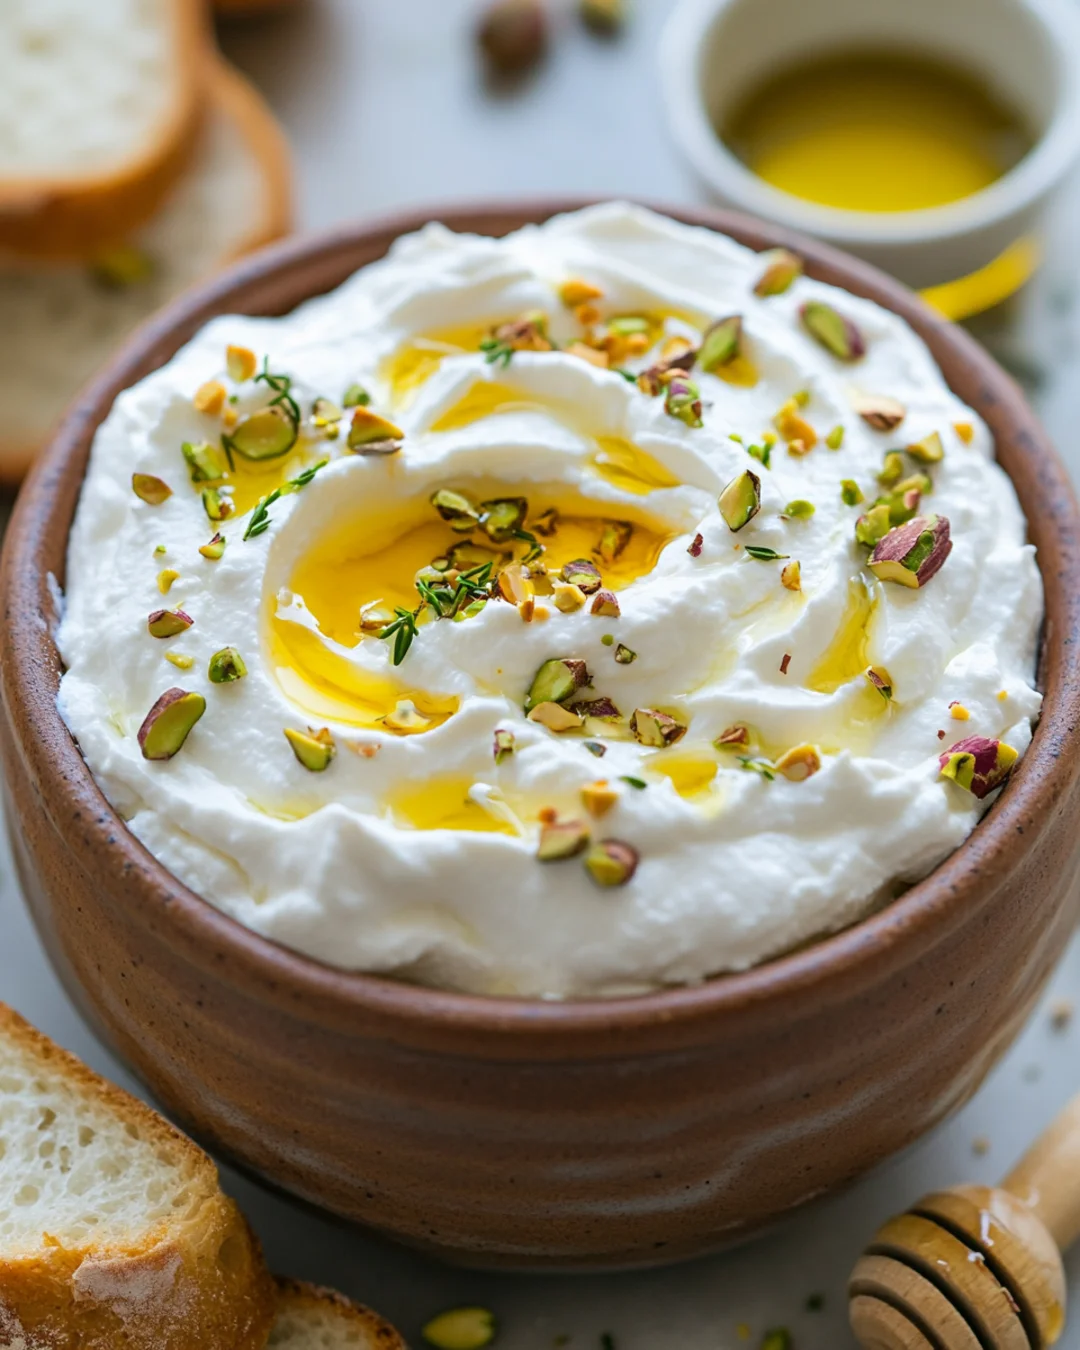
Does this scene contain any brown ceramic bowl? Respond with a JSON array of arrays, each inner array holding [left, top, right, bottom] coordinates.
[[3, 201, 1080, 1270]]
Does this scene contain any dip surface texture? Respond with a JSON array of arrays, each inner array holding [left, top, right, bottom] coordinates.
[[56, 205, 1044, 999]]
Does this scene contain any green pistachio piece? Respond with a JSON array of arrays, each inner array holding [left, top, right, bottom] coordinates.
[[840, 480, 863, 506], [147, 608, 193, 639], [311, 397, 343, 430], [225, 345, 257, 383], [785, 499, 815, 519], [852, 393, 906, 430], [607, 315, 650, 336], [714, 723, 751, 751], [614, 643, 636, 664], [208, 646, 247, 683], [907, 431, 945, 463], [284, 726, 336, 772], [664, 374, 703, 428], [479, 496, 528, 542], [800, 302, 866, 361], [869, 514, 952, 589], [580, 0, 626, 33], [597, 521, 633, 564], [524, 657, 589, 712], [854, 503, 892, 547], [630, 707, 687, 748], [561, 558, 603, 594], [226, 405, 298, 462], [590, 589, 621, 618], [532, 506, 559, 536], [865, 666, 893, 700], [342, 382, 371, 408], [939, 735, 1018, 799], [825, 425, 845, 450], [446, 540, 506, 571], [182, 440, 226, 483], [347, 406, 405, 451], [132, 473, 172, 505], [431, 488, 480, 532], [698, 315, 742, 372], [878, 451, 905, 486], [718, 469, 761, 531], [199, 533, 226, 561], [201, 487, 233, 521], [583, 838, 639, 887], [493, 728, 515, 764], [747, 442, 771, 468], [537, 819, 591, 862], [753, 249, 803, 297], [137, 688, 206, 761], [421, 1306, 497, 1350]]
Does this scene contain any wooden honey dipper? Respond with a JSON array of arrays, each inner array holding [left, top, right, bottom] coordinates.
[[848, 1095, 1080, 1350]]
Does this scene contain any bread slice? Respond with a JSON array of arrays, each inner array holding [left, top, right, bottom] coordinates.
[[0, 58, 292, 483], [0, 1004, 275, 1350], [0, 0, 211, 260], [270, 1280, 407, 1349]]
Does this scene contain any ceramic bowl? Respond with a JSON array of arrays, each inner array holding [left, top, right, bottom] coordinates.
[[3, 202, 1080, 1270]]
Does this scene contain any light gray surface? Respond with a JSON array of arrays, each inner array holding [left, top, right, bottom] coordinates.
[[5, 1, 1080, 1345]]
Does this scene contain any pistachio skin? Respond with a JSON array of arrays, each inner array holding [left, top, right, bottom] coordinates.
[[493, 728, 515, 764], [939, 736, 1019, 799], [865, 666, 894, 700], [584, 839, 639, 888], [147, 608, 193, 639], [718, 469, 761, 532], [753, 249, 803, 297], [800, 302, 866, 362], [537, 820, 591, 862], [137, 688, 206, 761], [132, 473, 172, 505], [869, 515, 952, 589]]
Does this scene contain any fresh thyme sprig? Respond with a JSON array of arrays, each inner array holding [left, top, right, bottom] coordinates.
[[479, 336, 513, 368], [243, 458, 329, 540], [254, 356, 302, 425], [378, 606, 421, 666]]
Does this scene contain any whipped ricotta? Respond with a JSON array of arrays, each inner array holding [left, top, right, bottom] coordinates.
[[57, 204, 1044, 999]]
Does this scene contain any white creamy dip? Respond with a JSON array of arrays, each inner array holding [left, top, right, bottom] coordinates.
[[57, 204, 1044, 999]]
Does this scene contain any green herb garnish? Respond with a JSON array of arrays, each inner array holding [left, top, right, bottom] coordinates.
[[243, 458, 329, 540]]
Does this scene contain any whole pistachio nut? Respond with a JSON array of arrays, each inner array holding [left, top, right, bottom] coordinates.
[[226, 405, 298, 462], [718, 468, 761, 531], [208, 646, 247, 683], [225, 345, 258, 383], [590, 589, 621, 618], [664, 374, 703, 428], [865, 666, 894, 700], [147, 608, 193, 639], [480, 496, 528, 542], [907, 431, 945, 463], [630, 707, 687, 748], [561, 558, 603, 594], [132, 473, 172, 505], [431, 488, 480, 532], [477, 0, 547, 75], [138, 688, 206, 761], [199, 533, 226, 561], [597, 520, 633, 564], [800, 302, 866, 362], [527, 701, 584, 732], [182, 440, 226, 483], [284, 726, 335, 772], [852, 393, 907, 431], [584, 838, 639, 888], [493, 728, 515, 764], [775, 744, 821, 782], [342, 382, 371, 408], [421, 1307, 497, 1350], [698, 315, 743, 373], [347, 406, 405, 451], [524, 657, 590, 711], [939, 735, 1018, 799], [537, 819, 591, 862], [753, 249, 803, 298], [854, 503, 892, 548], [869, 514, 952, 589]]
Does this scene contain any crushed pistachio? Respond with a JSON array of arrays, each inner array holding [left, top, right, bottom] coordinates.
[[854, 504, 892, 547], [774, 397, 818, 452], [559, 278, 604, 307], [147, 608, 193, 639], [590, 589, 620, 618], [479, 497, 528, 543], [553, 582, 587, 613], [493, 728, 515, 764], [342, 382, 371, 408], [664, 374, 703, 428], [580, 0, 626, 32], [532, 507, 559, 536], [525, 658, 589, 711], [800, 302, 866, 361], [714, 724, 750, 751], [687, 533, 704, 557], [199, 533, 226, 561], [194, 380, 227, 416], [182, 440, 226, 483], [840, 480, 863, 506], [698, 315, 743, 372], [284, 726, 335, 772], [907, 431, 945, 463], [784, 499, 815, 519], [939, 736, 1017, 799], [584, 839, 639, 887], [154, 544, 167, 556], [825, 424, 845, 450], [201, 487, 233, 522], [868, 515, 952, 589], [226, 345, 258, 383], [481, 312, 552, 364], [614, 643, 636, 664], [781, 561, 801, 592], [739, 756, 777, 780], [347, 406, 405, 453], [569, 695, 621, 723], [954, 421, 975, 445], [747, 442, 771, 468], [865, 666, 893, 700], [582, 781, 619, 816], [567, 341, 609, 369], [132, 473, 172, 506], [754, 249, 803, 297], [949, 701, 971, 721], [878, 451, 905, 486], [383, 701, 433, 732], [432, 488, 480, 532], [719, 469, 761, 532], [775, 744, 821, 782], [780, 652, 792, 675], [157, 568, 180, 594], [138, 688, 206, 760], [538, 819, 591, 861], [208, 647, 247, 683], [528, 701, 584, 732], [421, 1306, 497, 1350], [852, 392, 906, 431], [585, 741, 607, 757], [630, 707, 687, 748], [164, 651, 194, 670]]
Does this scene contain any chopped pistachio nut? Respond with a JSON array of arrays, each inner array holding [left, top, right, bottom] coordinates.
[[781, 561, 801, 592], [347, 406, 405, 451], [559, 277, 604, 307], [311, 397, 343, 432], [753, 249, 803, 297], [137, 688, 206, 761], [481, 312, 552, 363], [568, 341, 609, 369], [907, 430, 945, 463], [553, 582, 587, 613], [869, 515, 952, 589], [527, 701, 584, 732], [718, 469, 761, 532], [800, 302, 866, 361], [284, 726, 335, 772], [157, 568, 180, 594], [532, 506, 559, 536], [194, 380, 227, 416], [939, 735, 1017, 799], [580, 0, 625, 32], [747, 442, 771, 468], [865, 666, 893, 700], [493, 728, 515, 764], [497, 562, 534, 610], [854, 504, 892, 548], [208, 647, 247, 683], [421, 1306, 497, 1350], [147, 608, 193, 639], [698, 315, 742, 372], [590, 589, 620, 618], [132, 473, 172, 505], [852, 392, 906, 431], [201, 487, 233, 522], [342, 382, 370, 408], [227, 405, 298, 462], [431, 488, 480, 532], [664, 374, 703, 428], [687, 532, 704, 557], [524, 658, 589, 711], [840, 480, 863, 506], [954, 421, 975, 445], [597, 520, 633, 565], [561, 558, 602, 594], [569, 696, 621, 723], [825, 424, 845, 450], [537, 819, 591, 861], [154, 544, 167, 556], [584, 838, 639, 887], [614, 643, 636, 664], [383, 701, 433, 732], [225, 345, 258, 383], [715, 724, 751, 751], [785, 499, 815, 519], [164, 651, 194, 670], [739, 756, 777, 780], [480, 496, 527, 542], [199, 533, 226, 561], [182, 440, 226, 483], [584, 741, 607, 758], [775, 744, 821, 782], [878, 451, 905, 486], [630, 707, 687, 748], [950, 701, 971, 721], [582, 781, 619, 817]]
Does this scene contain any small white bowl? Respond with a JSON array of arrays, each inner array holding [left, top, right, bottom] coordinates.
[[661, 0, 1080, 295]]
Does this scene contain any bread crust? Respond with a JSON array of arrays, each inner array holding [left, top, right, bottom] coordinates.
[[0, 0, 213, 260], [0, 1005, 276, 1350], [272, 1279, 408, 1348], [0, 57, 293, 484]]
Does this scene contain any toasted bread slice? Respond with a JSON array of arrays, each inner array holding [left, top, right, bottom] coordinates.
[[0, 1004, 275, 1350], [0, 58, 292, 483], [270, 1280, 407, 1349], [0, 0, 211, 260]]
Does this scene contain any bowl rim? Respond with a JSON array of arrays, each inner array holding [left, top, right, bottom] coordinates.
[[659, 0, 1080, 248], [5, 197, 1080, 1057]]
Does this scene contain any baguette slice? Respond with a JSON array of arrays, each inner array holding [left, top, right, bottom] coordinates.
[[0, 0, 211, 259], [270, 1280, 407, 1349], [0, 1004, 275, 1350], [0, 58, 292, 483]]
